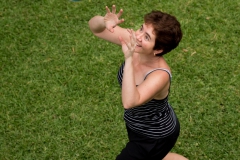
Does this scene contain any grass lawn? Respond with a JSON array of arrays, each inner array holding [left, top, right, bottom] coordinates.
[[0, 0, 239, 159]]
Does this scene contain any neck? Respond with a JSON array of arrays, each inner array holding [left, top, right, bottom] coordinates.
[[135, 52, 162, 65]]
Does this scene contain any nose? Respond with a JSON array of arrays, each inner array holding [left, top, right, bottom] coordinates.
[[136, 32, 144, 41]]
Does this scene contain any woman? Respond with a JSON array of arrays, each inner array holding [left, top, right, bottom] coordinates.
[[89, 5, 188, 160]]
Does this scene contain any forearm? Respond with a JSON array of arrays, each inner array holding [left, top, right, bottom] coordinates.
[[121, 57, 140, 109], [88, 16, 106, 34]]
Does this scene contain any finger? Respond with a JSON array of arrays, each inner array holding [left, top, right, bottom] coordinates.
[[107, 26, 114, 33], [112, 5, 116, 14], [116, 9, 123, 18], [127, 28, 131, 34], [129, 30, 136, 48], [111, 28, 114, 33], [128, 29, 135, 43], [130, 29, 135, 39], [126, 35, 132, 49], [131, 36, 135, 48], [117, 18, 124, 25], [131, 29, 136, 38], [106, 6, 110, 13], [131, 29, 136, 44], [118, 36, 126, 45], [127, 29, 134, 45]]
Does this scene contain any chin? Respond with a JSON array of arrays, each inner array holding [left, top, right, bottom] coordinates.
[[134, 48, 142, 53]]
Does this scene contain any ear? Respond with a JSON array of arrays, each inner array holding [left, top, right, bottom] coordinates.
[[154, 49, 163, 56]]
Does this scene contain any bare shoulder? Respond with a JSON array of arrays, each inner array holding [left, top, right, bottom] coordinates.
[[146, 57, 171, 79], [145, 69, 170, 83], [142, 59, 172, 99]]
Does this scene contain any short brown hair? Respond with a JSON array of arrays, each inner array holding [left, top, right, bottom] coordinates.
[[144, 11, 182, 56]]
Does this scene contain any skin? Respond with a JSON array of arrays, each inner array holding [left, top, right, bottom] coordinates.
[[119, 28, 170, 109], [89, 5, 170, 109], [89, 5, 188, 160]]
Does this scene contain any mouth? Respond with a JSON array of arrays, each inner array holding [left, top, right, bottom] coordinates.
[[136, 42, 142, 47]]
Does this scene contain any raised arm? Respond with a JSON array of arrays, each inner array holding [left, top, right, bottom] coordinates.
[[119, 30, 170, 109], [88, 5, 130, 45]]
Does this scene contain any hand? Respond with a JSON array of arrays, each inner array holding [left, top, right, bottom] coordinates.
[[104, 5, 124, 33], [119, 29, 136, 59]]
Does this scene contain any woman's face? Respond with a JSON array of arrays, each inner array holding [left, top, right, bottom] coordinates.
[[134, 23, 156, 55]]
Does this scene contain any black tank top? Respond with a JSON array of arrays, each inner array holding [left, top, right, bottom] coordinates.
[[117, 62, 177, 139]]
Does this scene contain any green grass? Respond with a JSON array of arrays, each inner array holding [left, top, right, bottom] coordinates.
[[0, 0, 239, 159]]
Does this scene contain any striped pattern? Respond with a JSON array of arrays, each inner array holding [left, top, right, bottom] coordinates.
[[117, 62, 177, 139]]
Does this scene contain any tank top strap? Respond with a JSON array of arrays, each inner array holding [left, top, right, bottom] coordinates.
[[144, 68, 172, 80]]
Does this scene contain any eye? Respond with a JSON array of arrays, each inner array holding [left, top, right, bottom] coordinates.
[[139, 25, 143, 32], [145, 35, 150, 41]]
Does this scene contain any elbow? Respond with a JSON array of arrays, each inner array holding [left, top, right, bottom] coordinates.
[[88, 16, 105, 35], [122, 102, 135, 110], [122, 96, 141, 109], [88, 21, 95, 34], [123, 104, 131, 110], [88, 19, 97, 34], [122, 101, 130, 109]]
